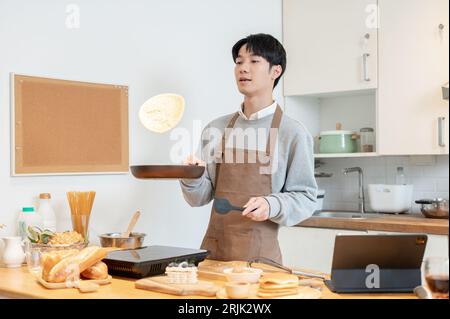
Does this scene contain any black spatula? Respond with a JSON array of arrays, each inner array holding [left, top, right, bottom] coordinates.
[[213, 198, 245, 214], [214, 198, 257, 215]]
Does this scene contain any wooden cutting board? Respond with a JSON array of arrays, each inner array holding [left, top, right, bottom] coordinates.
[[135, 276, 220, 297], [37, 275, 112, 293], [198, 260, 264, 281], [198, 260, 328, 282]]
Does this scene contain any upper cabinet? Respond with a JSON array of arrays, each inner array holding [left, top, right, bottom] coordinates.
[[377, 0, 449, 155], [283, 0, 378, 96], [283, 0, 449, 157]]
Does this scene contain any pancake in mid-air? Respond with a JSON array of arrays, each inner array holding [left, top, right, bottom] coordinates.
[[139, 93, 185, 133]]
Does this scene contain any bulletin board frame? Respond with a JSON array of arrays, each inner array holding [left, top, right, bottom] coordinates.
[[11, 73, 129, 176]]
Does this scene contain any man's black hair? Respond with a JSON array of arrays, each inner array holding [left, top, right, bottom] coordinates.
[[232, 33, 287, 89]]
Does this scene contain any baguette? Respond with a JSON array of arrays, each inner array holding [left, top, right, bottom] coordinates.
[[45, 246, 107, 283], [41, 250, 79, 282], [81, 261, 108, 280]]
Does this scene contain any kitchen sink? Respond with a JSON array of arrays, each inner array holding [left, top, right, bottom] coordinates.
[[312, 211, 384, 219]]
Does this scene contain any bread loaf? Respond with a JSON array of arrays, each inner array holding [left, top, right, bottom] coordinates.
[[41, 250, 79, 282], [81, 261, 108, 280], [45, 246, 107, 283]]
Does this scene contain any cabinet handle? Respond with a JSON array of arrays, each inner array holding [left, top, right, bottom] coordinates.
[[438, 117, 446, 147], [363, 53, 370, 82]]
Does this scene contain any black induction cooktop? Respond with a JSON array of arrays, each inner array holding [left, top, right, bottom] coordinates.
[[102, 245, 209, 278]]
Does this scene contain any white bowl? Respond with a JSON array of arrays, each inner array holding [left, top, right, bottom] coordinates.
[[225, 282, 251, 299], [223, 267, 263, 283]]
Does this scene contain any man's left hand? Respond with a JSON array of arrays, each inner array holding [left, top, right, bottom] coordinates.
[[242, 197, 270, 221]]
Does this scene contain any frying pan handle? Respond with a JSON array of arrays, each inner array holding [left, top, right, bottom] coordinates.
[[415, 200, 433, 205]]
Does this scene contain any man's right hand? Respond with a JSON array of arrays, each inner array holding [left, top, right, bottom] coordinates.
[[183, 155, 206, 167]]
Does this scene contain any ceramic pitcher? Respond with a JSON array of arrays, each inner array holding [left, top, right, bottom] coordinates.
[[1, 236, 25, 268]]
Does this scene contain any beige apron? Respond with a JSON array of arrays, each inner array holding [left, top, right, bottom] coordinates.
[[200, 106, 283, 263]]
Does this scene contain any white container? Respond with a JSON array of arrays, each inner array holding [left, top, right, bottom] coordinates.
[[17, 207, 43, 240], [368, 184, 414, 213], [1, 237, 25, 268], [37, 193, 56, 232], [316, 189, 326, 212]]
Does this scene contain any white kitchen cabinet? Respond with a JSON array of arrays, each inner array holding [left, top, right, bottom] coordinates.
[[283, 0, 378, 96], [279, 227, 448, 274], [378, 0, 449, 155]]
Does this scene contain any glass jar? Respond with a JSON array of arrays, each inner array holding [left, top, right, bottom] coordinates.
[[360, 128, 374, 152]]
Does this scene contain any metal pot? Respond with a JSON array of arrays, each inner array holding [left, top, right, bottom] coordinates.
[[415, 199, 449, 219], [99, 232, 146, 249]]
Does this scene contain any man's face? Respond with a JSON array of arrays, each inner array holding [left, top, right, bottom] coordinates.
[[234, 44, 282, 97]]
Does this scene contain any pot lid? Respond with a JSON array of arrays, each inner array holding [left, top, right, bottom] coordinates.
[[416, 198, 448, 204], [320, 130, 354, 136]]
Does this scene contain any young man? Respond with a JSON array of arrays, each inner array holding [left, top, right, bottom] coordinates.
[[180, 34, 317, 263]]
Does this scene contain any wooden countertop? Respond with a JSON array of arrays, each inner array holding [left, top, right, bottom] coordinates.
[[0, 265, 416, 299], [299, 213, 449, 235]]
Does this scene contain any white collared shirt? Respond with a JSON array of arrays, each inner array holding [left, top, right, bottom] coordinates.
[[238, 101, 278, 120]]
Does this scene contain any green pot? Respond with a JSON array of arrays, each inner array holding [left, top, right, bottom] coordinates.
[[319, 130, 357, 153]]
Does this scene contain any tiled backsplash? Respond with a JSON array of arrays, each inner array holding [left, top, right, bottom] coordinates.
[[316, 155, 449, 213]]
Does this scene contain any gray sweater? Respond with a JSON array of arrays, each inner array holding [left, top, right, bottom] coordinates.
[[179, 110, 318, 226]]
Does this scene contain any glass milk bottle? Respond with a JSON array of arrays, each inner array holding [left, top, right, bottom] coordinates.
[[38, 193, 57, 232]]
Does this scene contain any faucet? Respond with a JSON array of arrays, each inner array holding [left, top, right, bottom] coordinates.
[[343, 167, 365, 213]]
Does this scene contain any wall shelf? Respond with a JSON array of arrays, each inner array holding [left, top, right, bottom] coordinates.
[[314, 152, 378, 159]]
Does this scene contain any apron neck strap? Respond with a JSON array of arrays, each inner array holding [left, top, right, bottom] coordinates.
[[266, 105, 283, 156], [221, 105, 283, 157]]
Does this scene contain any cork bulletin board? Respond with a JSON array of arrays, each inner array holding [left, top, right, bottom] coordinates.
[[11, 74, 129, 175]]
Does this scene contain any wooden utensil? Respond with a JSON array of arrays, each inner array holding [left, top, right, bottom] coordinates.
[[121, 211, 141, 238], [135, 276, 219, 297]]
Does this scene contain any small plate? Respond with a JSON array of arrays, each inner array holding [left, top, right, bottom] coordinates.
[[130, 165, 205, 179]]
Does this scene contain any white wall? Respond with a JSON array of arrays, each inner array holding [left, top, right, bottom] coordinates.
[[0, 0, 283, 248]]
